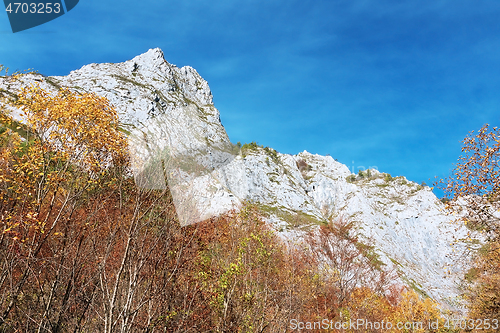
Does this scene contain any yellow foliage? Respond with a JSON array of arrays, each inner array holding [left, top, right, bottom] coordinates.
[[15, 84, 128, 172], [388, 290, 445, 333], [467, 240, 500, 322], [1, 84, 128, 242]]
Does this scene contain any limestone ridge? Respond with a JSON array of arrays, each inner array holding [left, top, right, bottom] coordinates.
[[0, 48, 470, 308]]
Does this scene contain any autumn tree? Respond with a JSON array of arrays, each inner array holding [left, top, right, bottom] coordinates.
[[0, 83, 205, 332], [439, 124, 500, 322], [192, 204, 317, 332], [306, 216, 394, 310], [0, 83, 128, 328], [387, 290, 448, 333]]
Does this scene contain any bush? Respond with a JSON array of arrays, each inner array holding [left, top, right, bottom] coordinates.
[[263, 146, 279, 164], [346, 174, 357, 183], [240, 141, 262, 158]]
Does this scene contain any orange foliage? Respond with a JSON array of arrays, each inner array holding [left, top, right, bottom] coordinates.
[[439, 124, 500, 322]]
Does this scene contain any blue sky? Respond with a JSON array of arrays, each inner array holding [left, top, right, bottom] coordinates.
[[2, 0, 500, 196]]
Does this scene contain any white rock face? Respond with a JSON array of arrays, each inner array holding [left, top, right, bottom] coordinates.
[[0, 48, 471, 309]]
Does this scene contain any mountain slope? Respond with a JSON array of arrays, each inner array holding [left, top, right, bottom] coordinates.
[[0, 48, 470, 309]]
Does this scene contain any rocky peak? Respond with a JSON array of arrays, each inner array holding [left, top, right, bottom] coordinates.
[[131, 47, 168, 71]]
